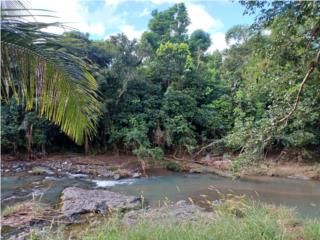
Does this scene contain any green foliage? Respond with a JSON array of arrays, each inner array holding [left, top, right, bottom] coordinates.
[[223, 1, 320, 159], [1, 6, 101, 145], [1, 99, 24, 152], [189, 29, 211, 53], [1, 98, 63, 154], [133, 146, 164, 160], [225, 25, 253, 45], [165, 161, 183, 172], [146, 3, 190, 48], [3, 2, 319, 162], [300, 220, 320, 240]]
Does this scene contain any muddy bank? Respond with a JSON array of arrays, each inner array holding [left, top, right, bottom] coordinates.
[[181, 161, 320, 181], [2, 153, 320, 181]]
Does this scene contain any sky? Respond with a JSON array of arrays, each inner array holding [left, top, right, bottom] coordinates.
[[29, 0, 255, 52]]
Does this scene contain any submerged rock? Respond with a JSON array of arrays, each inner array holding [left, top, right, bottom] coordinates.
[[123, 200, 215, 225], [132, 172, 142, 178], [114, 169, 131, 179], [288, 175, 310, 180], [13, 163, 25, 173], [30, 166, 54, 175], [113, 174, 121, 180], [60, 187, 141, 218], [67, 173, 88, 179]]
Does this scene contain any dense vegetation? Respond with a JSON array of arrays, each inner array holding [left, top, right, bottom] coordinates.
[[1, 1, 319, 165]]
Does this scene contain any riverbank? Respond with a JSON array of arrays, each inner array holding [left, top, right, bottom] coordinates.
[[2, 153, 319, 181], [58, 204, 320, 240], [1, 154, 144, 179], [3, 193, 320, 240]]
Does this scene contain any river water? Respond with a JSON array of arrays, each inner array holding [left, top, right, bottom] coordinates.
[[2, 172, 320, 218]]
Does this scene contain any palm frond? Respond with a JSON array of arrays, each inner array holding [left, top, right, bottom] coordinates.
[[1, 2, 101, 144]]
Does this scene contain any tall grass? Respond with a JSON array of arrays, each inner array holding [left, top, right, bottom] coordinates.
[[80, 205, 295, 240], [29, 200, 320, 240]]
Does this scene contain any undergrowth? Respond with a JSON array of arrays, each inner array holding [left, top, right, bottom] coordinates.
[[29, 198, 320, 240]]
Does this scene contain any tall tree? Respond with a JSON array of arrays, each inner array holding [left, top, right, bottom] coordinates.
[[143, 3, 190, 49]]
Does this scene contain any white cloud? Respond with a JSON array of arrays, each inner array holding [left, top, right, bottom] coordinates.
[[82, 23, 105, 36], [105, 0, 184, 5], [28, 0, 226, 47], [29, 0, 82, 21], [29, 0, 87, 30], [140, 8, 151, 17], [29, 0, 125, 38], [105, 0, 125, 7], [207, 32, 228, 52], [121, 25, 144, 40], [186, 3, 223, 34], [151, 0, 182, 4]]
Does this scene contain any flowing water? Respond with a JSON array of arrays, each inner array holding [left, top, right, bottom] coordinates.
[[2, 172, 320, 218]]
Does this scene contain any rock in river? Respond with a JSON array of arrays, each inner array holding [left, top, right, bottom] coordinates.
[[123, 200, 215, 225], [60, 187, 141, 218]]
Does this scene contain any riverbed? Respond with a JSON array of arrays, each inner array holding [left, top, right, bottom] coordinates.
[[2, 171, 320, 218]]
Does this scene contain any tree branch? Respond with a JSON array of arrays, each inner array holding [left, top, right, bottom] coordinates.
[[193, 140, 221, 158], [279, 49, 320, 124]]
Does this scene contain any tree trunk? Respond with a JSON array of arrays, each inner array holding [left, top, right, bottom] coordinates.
[[101, 115, 107, 152], [26, 124, 33, 160], [139, 158, 146, 176], [113, 143, 119, 156], [13, 142, 17, 155], [84, 136, 89, 155], [41, 143, 46, 157]]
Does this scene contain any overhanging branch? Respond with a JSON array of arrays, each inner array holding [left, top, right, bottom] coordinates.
[[279, 49, 320, 124]]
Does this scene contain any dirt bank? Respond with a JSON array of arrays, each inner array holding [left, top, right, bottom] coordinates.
[[1, 152, 320, 181]]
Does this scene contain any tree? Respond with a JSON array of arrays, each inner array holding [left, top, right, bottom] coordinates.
[[154, 42, 193, 90], [241, 0, 320, 122], [1, 1, 101, 145], [189, 29, 211, 69], [144, 3, 190, 49], [223, 1, 320, 164], [189, 29, 211, 53], [225, 25, 253, 45]]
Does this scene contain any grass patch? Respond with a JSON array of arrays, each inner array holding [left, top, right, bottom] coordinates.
[[80, 208, 294, 240], [31, 200, 320, 240], [106, 166, 119, 171], [300, 220, 320, 240], [1, 202, 26, 217]]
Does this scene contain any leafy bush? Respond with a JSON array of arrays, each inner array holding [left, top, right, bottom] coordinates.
[[165, 161, 183, 172], [133, 146, 164, 160]]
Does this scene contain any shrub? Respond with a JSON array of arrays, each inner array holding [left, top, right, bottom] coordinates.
[[165, 161, 183, 172]]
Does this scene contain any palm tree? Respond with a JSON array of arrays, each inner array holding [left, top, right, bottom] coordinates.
[[1, 0, 101, 147]]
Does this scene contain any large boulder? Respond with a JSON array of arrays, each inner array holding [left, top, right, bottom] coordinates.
[[60, 187, 141, 218], [123, 200, 215, 225]]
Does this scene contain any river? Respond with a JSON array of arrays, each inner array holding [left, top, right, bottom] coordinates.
[[2, 172, 320, 218]]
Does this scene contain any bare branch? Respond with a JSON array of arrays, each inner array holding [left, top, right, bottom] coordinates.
[[193, 140, 221, 158], [280, 49, 320, 124]]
